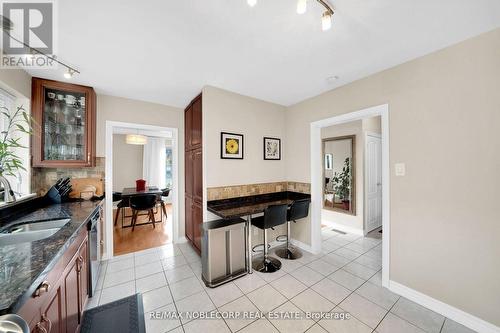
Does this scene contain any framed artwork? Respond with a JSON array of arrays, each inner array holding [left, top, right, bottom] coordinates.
[[263, 137, 281, 160], [325, 153, 333, 170], [221, 132, 244, 159]]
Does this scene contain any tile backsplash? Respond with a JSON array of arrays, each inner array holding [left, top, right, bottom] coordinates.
[[31, 157, 105, 196], [207, 181, 310, 201]]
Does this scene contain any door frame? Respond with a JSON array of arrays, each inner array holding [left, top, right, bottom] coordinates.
[[310, 104, 390, 287], [104, 120, 180, 260], [364, 132, 382, 235]]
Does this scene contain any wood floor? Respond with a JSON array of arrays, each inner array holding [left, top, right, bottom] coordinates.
[[113, 203, 173, 256]]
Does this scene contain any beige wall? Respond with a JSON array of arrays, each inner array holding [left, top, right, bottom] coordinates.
[[285, 28, 500, 326], [0, 68, 31, 99], [202, 86, 288, 243], [112, 134, 143, 192], [96, 94, 185, 236], [202, 86, 287, 188]]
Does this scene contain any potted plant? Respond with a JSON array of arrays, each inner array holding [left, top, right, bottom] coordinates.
[[0, 105, 32, 203], [332, 157, 351, 210]]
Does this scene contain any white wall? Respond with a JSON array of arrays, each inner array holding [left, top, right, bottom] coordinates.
[[112, 134, 143, 192], [0, 69, 32, 197], [285, 29, 500, 327]]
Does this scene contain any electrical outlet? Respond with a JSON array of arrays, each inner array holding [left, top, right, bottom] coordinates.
[[395, 163, 406, 176]]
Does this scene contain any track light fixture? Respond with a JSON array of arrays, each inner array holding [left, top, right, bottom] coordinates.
[[64, 68, 75, 79], [247, 0, 334, 30]]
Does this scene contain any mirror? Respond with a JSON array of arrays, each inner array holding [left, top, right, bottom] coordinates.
[[323, 135, 356, 215]]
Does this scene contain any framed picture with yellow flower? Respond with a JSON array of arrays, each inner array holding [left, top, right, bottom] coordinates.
[[221, 132, 244, 159]]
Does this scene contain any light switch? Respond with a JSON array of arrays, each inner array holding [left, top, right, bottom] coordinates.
[[395, 163, 406, 176]]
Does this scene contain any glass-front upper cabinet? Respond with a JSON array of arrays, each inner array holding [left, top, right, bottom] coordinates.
[[31, 77, 96, 167]]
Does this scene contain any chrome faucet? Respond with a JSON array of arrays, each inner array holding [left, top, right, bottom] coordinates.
[[0, 175, 16, 203]]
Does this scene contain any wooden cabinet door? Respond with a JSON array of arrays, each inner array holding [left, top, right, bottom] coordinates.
[[185, 150, 194, 197], [31, 77, 96, 167], [78, 240, 88, 319], [39, 283, 65, 333], [184, 105, 192, 150], [63, 256, 80, 333], [191, 96, 202, 148], [185, 196, 193, 242], [192, 200, 202, 251], [193, 148, 203, 202]]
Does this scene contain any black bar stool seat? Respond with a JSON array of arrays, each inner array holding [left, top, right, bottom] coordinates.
[[275, 199, 310, 260], [251, 204, 288, 273]]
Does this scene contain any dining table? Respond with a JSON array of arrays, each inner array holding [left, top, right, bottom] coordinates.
[[207, 191, 311, 274], [120, 186, 163, 228]]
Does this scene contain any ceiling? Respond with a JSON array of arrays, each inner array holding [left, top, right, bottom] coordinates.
[[25, 0, 500, 107]]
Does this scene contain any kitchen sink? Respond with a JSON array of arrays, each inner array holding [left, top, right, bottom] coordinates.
[[4, 219, 71, 233], [0, 218, 71, 246], [0, 228, 60, 246]]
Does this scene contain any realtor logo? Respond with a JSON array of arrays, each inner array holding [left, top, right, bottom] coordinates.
[[1, 0, 56, 68]]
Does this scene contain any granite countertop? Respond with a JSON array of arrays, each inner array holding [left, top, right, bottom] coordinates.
[[207, 191, 310, 219], [0, 200, 102, 315]]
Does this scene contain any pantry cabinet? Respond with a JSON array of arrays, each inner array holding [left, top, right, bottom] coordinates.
[[184, 93, 202, 254], [31, 77, 96, 168]]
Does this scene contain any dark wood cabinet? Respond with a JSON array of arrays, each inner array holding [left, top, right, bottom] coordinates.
[[41, 284, 64, 333], [192, 200, 203, 250], [193, 149, 203, 202], [63, 258, 80, 333], [18, 226, 89, 333], [191, 97, 202, 149], [31, 77, 96, 168], [185, 93, 202, 254]]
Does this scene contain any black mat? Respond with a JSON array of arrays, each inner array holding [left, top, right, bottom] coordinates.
[[81, 294, 145, 333]]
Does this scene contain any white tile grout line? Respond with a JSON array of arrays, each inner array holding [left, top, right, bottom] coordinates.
[[93, 230, 457, 333]]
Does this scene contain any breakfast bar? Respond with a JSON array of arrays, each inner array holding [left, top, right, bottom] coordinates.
[[207, 191, 311, 275]]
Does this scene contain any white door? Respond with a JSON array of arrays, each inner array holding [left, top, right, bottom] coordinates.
[[365, 134, 382, 233]]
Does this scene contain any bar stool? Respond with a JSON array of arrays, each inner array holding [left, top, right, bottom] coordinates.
[[251, 204, 288, 273], [275, 199, 310, 260], [130, 194, 158, 231]]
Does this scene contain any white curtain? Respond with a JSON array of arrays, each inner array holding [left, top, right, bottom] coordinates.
[[143, 137, 166, 189]]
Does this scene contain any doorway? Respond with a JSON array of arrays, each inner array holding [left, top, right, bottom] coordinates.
[[310, 104, 390, 287], [104, 121, 180, 260]]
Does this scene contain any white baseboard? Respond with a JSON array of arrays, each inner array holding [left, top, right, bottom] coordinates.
[[322, 222, 364, 236], [290, 239, 314, 253], [389, 280, 500, 333]]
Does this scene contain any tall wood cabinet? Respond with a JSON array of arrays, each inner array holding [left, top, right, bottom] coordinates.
[[31, 77, 96, 168], [185, 93, 203, 254]]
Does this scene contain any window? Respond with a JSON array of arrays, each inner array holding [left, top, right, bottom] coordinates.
[[0, 88, 31, 202], [165, 147, 173, 188]]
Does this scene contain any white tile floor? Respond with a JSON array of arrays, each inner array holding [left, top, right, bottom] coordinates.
[[87, 227, 476, 333]]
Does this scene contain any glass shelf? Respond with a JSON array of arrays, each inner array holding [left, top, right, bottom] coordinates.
[[42, 88, 87, 161]]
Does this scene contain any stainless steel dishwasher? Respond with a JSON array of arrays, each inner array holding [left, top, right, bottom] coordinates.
[[201, 218, 247, 288]]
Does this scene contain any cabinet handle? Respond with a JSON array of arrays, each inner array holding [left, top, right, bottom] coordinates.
[[76, 255, 84, 272], [41, 314, 52, 332], [34, 281, 51, 297], [36, 322, 48, 333]]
